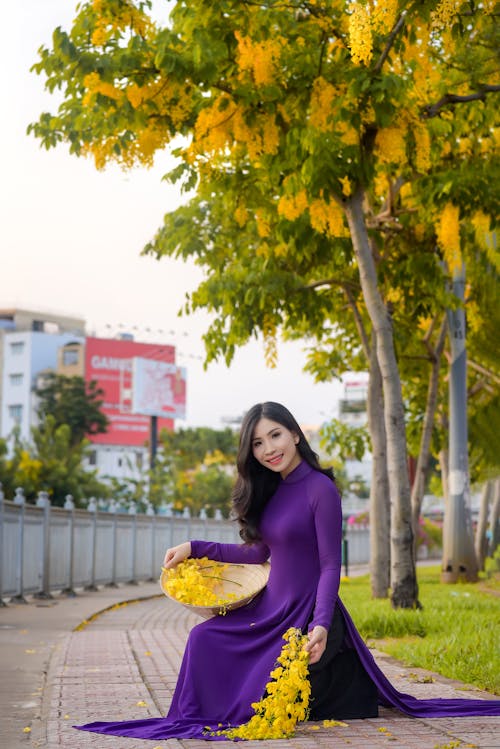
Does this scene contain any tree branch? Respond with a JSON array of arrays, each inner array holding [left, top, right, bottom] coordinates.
[[373, 11, 408, 74], [305, 277, 358, 292], [344, 286, 371, 361], [422, 85, 500, 118], [468, 359, 500, 385]]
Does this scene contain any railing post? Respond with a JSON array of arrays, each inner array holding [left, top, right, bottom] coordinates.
[[342, 522, 349, 578], [85, 497, 98, 591], [146, 501, 156, 581], [61, 495, 77, 597], [106, 500, 119, 588], [34, 491, 53, 600], [11, 488, 28, 603], [0, 486, 7, 607], [127, 502, 138, 585]]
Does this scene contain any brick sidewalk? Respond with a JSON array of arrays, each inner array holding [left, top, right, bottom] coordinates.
[[32, 596, 499, 749]]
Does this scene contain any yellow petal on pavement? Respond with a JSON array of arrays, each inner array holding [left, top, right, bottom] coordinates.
[[136, 701, 148, 707], [144, 651, 152, 656], [64, 714, 70, 719], [23, 727, 31, 733], [25, 649, 36, 654]]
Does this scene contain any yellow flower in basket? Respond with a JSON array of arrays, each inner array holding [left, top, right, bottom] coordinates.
[[160, 557, 270, 617]]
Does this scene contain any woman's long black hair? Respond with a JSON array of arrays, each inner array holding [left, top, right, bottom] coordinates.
[[231, 402, 335, 543]]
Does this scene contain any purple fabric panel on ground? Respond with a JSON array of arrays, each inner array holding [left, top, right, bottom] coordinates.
[[74, 461, 500, 740]]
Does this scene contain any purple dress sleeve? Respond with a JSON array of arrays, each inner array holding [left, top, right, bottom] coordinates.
[[307, 478, 343, 631], [190, 539, 270, 564]]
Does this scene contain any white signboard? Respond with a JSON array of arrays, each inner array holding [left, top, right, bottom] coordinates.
[[131, 357, 187, 419]]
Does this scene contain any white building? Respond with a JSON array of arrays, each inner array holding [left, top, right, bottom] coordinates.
[[0, 309, 85, 442]]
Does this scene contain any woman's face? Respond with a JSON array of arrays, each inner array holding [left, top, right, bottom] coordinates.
[[251, 417, 301, 479]]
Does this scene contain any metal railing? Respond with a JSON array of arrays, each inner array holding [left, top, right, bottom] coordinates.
[[0, 488, 370, 605]]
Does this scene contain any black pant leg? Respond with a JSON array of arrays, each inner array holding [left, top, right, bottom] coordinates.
[[308, 605, 379, 721]]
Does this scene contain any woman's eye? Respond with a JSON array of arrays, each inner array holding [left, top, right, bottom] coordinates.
[[272, 432, 281, 438]]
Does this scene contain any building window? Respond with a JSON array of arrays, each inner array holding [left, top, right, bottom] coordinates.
[[63, 349, 79, 366], [9, 373, 23, 386], [88, 450, 97, 466], [8, 404, 23, 423], [10, 341, 24, 355]]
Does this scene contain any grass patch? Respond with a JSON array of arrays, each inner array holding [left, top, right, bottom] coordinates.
[[339, 566, 500, 694]]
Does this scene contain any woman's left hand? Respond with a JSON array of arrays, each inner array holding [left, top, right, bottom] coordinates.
[[305, 625, 328, 664]]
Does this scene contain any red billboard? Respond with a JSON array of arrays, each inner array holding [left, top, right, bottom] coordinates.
[[84, 337, 179, 446]]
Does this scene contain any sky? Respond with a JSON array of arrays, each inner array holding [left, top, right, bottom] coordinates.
[[1, 1, 345, 429]]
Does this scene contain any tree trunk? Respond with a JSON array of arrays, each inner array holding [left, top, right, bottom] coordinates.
[[475, 480, 493, 571], [411, 316, 447, 556], [367, 332, 391, 597], [344, 190, 418, 608], [489, 478, 500, 555], [441, 263, 478, 583], [438, 412, 449, 503]]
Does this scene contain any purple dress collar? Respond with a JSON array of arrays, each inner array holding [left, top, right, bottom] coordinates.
[[281, 459, 313, 484]]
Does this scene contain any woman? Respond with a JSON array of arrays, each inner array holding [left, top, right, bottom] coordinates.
[[76, 402, 500, 741]]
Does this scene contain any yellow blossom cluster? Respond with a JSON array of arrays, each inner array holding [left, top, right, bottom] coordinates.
[[309, 198, 347, 238], [90, 0, 152, 47], [234, 204, 249, 227], [82, 123, 169, 170], [309, 78, 339, 132], [370, 0, 399, 34], [81, 72, 191, 169], [375, 125, 407, 166], [263, 315, 278, 368], [278, 190, 308, 221], [193, 96, 237, 155], [431, 0, 459, 29], [436, 202, 461, 273], [191, 98, 280, 162], [256, 209, 272, 238], [233, 109, 281, 160], [127, 77, 193, 129], [137, 125, 166, 163], [163, 558, 238, 609], [339, 176, 352, 197], [348, 4, 373, 66], [413, 122, 431, 173], [83, 72, 123, 107], [235, 31, 284, 87], [216, 627, 311, 740], [373, 172, 389, 202]]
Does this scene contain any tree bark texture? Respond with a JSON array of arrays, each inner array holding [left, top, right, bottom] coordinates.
[[411, 316, 447, 556], [438, 412, 450, 504], [367, 332, 391, 597], [475, 480, 493, 571], [489, 478, 500, 555], [441, 264, 478, 583], [344, 190, 418, 608]]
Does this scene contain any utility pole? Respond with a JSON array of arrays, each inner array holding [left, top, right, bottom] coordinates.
[[441, 263, 478, 583]]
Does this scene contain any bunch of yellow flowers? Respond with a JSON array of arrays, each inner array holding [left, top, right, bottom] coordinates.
[[215, 627, 311, 740], [162, 557, 238, 610]]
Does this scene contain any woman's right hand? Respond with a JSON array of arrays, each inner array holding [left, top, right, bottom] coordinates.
[[162, 541, 191, 569]]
